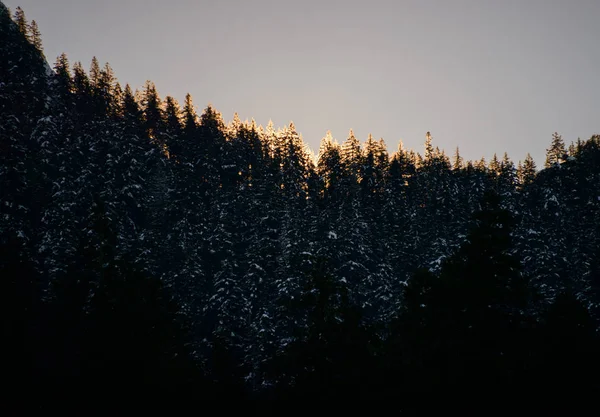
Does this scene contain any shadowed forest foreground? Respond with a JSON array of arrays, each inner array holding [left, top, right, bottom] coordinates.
[[2, 4, 599, 414]]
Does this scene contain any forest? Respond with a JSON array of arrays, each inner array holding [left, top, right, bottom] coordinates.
[[1, 4, 599, 414]]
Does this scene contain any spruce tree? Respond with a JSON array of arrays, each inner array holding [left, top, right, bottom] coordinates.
[[29, 20, 42, 53], [89, 56, 101, 89], [53, 53, 72, 103], [496, 152, 517, 209], [317, 131, 342, 201], [142, 81, 165, 146], [452, 146, 463, 170], [164, 95, 182, 152], [96, 62, 117, 117], [340, 129, 362, 177], [112, 82, 123, 117], [383, 142, 415, 285], [545, 132, 566, 168], [424, 131, 434, 160], [489, 153, 501, 175], [72, 61, 93, 121], [13, 6, 28, 39], [182, 93, 198, 134], [121, 84, 144, 129], [475, 156, 487, 172], [517, 153, 537, 188]]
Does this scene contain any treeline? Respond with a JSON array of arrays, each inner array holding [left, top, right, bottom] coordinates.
[[2, 4, 600, 414]]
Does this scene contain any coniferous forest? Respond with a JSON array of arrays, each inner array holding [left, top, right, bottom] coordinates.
[[2, 4, 600, 414]]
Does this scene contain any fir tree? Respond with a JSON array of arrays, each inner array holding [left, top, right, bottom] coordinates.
[[424, 131, 434, 160], [53, 53, 72, 100], [545, 131, 566, 168], [452, 146, 463, 170], [29, 20, 42, 53], [475, 156, 487, 172], [13, 6, 28, 38], [517, 153, 537, 188], [164, 95, 182, 152], [141, 81, 165, 146], [96, 62, 117, 117], [340, 129, 362, 176], [72, 61, 93, 121], [121, 84, 144, 128], [182, 93, 198, 134], [489, 152, 501, 174], [88, 56, 101, 89], [317, 131, 342, 201]]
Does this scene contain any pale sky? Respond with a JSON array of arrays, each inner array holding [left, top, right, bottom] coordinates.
[[6, 0, 600, 166]]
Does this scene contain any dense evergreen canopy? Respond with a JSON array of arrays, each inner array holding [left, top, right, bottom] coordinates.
[[2, 3, 599, 413]]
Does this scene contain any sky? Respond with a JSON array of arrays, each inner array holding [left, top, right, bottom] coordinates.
[[6, 0, 600, 166]]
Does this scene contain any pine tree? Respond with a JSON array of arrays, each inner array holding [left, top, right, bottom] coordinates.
[[383, 141, 416, 286], [166, 93, 197, 163], [545, 132, 566, 168], [317, 131, 342, 201], [89, 56, 101, 89], [362, 134, 381, 199], [279, 121, 311, 201], [112, 82, 123, 117], [72, 61, 93, 121], [96, 62, 117, 117], [164, 96, 182, 153], [452, 147, 463, 171], [198, 105, 227, 191], [227, 112, 243, 139], [424, 131, 434, 160], [29, 20, 42, 53], [72, 61, 90, 95], [141, 81, 165, 146], [182, 93, 198, 134], [13, 7, 28, 39], [496, 152, 517, 209], [489, 153, 501, 175], [53, 53, 72, 98], [517, 153, 537, 188], [475, 156, 487, 172], [121, 84, 144, 128], [340, 129, 362, 176], [360, 135, 391, 311]]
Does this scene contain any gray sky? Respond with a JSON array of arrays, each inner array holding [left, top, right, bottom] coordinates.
[[6, 0, 600, 166]]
